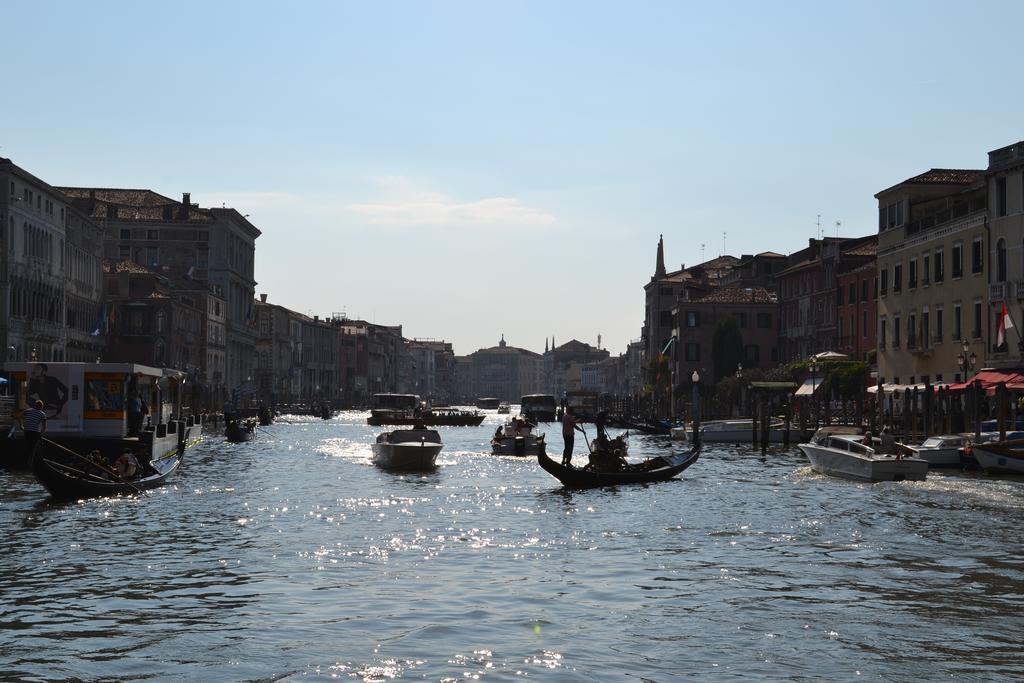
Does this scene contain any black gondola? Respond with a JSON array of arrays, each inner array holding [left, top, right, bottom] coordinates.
[[30, 447, 183, 499], [225, 419, 256, 443], [537, 442, 701, 489]]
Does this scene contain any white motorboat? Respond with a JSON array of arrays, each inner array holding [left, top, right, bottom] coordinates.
[[497, 403, 511, 415], [372, 429, 443, 470], [799, 430, 928, 482], [672, 419, 785, 443], [901, 435, 969, 468], [491, 418, 545, 456]]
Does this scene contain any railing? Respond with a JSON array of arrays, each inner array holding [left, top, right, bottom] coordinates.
[[1016, 280, 1024, 299], [990, 282, 1007, 302]]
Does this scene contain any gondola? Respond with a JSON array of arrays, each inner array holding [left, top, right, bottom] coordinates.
[[30, 447, 183, 499], [537, 441, 701, 489], [225, 419, 256, 443]]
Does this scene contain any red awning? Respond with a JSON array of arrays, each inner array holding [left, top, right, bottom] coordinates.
[[947, 370, 1024, 395]]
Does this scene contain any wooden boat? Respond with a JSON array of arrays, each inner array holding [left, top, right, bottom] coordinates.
[[798, 430, 928, 482], [225, 419, 256, 443], [0, 362, 202, 472], [970, 439, 1024, 474], [367, 407, 484, 427], [30, 443, 184, 499], [372, 428, 443, 470], [537, 441, 701, 488]]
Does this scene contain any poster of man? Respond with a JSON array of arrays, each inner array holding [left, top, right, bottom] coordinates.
[[27, 363, 68, 418]]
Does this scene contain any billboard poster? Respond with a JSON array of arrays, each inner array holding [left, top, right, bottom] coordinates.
[[18, 363, 84, 433], [84, 373, 126, 419]]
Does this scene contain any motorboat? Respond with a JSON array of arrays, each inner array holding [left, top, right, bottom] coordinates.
[[372, 428, 443, 470], [901, 435, 970, 468], [672, 419, 785, 443], [521, 394, 557, 423], [491, 418, 545, 456], [497, 403, 511, 415], [798, 429, 928, 482]]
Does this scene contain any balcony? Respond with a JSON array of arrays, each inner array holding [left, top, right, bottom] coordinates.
[[990, 282, 1007, 302]]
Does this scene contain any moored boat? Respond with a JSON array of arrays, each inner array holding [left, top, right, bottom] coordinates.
[[1, 362, 202, 474], [672, 418, 785, 443], [799, 429, 928, 482], [537, 435, 701, 488], [901, 435, 971, 468], [970, 439, 1024, 474], [372, 428, 443, 470]]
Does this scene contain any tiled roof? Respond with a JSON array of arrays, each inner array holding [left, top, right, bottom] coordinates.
[[695, 286, 777, 304], [903, 168, 983, 185], [841, 241, 877, 257], [58, 187, 214, 223]]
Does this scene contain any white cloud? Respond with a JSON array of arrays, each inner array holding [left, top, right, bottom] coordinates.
[[348, 177, 556, 228]]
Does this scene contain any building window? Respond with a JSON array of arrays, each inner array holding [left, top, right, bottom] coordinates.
[[880, 269, 888, 295], [744, 344, 760, 366], [685, 342, 700, 361], [757, 312, 772, 328], [935, 307, 943, 342], [880, 317, 887, 348], [908, 313, 917, 348], [860, 279, 868, 302], [997, 238, 1007, 282], [862, 311, 868, 339], [973, 299, 982, 339], [972, 238, 983, 274], [147, 229, 160, 241], [953, 303, 962, 341], [952, 242, 963, 278], [837, 286, 844, 306], [996, 176, 1007, 217], [848, 283, 856, 304], [118, 245, 130, 260], [934, 249, 944, 283], [909, 259, 917, 289], [733, 312, 748, 328], [922, 310, 930, 347], [894, 264, 903, 293], [893, 315, 901, 348], [146, 246, 159, 266], [922, 254, 930, 285], [686, 311, 699, 328]]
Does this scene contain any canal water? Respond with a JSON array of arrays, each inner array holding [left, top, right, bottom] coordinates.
[[1, 410, 1022, 682]]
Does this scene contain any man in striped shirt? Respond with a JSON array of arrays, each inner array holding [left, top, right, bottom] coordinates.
[[21, 400, 47, 460]]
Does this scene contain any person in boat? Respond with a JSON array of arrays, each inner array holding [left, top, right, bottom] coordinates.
[[879, 426, 896, 455], [561, 406, 582, 466], [594, 410, 609, 450], [20, 399, 47, 461], [258, 403, 271, 424], [862, 431, 873, 447], [494, 425, 504, 440], [114, 448, 141, 479]]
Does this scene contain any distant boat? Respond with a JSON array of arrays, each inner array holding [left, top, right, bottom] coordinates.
[[521, 394, 557, 423], [225, 419, 256, 443], [496, 403, 511, 414], [491, 418, 545, 456], [672, 419, 784, 443], [799, 429, 928, 482], [372, 428, 443, 470], [476, 397, 501, 410]]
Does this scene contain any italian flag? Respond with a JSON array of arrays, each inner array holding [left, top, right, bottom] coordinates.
[[997, 303, 1015, 347]]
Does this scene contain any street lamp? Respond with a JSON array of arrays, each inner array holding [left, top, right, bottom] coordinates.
[[691, 370, 701, 445], [735, 363, 744, 417], [809, 360, 819, 429], [957, 341, 977, 380]]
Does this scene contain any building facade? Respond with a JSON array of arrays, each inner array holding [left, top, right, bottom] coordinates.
[[456, 337, 543, 403], [985, 141, 1024, 369], [875, 169, 988, 385]]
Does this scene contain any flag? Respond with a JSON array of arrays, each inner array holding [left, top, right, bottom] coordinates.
[[661, 337, 676, 354], [997, 303, 1015, 347]]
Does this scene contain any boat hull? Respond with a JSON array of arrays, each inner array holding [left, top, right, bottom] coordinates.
[[674, 420, 785, 443], [799, 444, 928, 482], [537, 445, 700, 489], [371, 442, 443, 469], [971, 443, 1024, 474], [491, 434, 545, 456]]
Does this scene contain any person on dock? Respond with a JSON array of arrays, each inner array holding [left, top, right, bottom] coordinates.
[[20, 399, 47, 461], [561, 406, 582, 466]]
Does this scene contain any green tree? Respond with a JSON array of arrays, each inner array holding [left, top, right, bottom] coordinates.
[[712, 317, 745, 383]]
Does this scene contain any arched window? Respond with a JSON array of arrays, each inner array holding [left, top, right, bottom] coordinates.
[[154, 338, 166, 366], [997, 238, 1007, 282]]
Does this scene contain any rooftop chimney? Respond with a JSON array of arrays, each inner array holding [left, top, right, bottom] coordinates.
[[259, 293, 267, 303], [182, 192, 191, 219]]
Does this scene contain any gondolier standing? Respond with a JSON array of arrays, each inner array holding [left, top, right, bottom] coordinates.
[[21, 399, 47, 460], [561, 405, 581, 466]]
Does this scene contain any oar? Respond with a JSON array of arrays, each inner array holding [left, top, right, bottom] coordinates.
[[577, 424, 594, 454], [40, 437, 142, 494]]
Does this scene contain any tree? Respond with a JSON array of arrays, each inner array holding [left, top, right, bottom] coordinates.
[[712, 317, 745, 383]]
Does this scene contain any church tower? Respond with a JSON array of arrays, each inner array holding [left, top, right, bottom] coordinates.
[[655, 234, 666, 279]]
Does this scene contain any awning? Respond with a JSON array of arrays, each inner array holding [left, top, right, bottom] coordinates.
[[947, 370, 1024, 395], [794, 377, 824, 396]]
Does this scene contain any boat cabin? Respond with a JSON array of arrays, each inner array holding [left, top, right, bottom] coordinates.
[[1, 362, 187, 438], [372, 393, 421, 411]]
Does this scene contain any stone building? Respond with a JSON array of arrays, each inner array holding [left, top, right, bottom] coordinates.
[[254, 294, 295, 407], [406, 339, 455, 404], [875, 169, 988, 385], [985, 141, 1024, 369], [457, 336, 543, 403], [59, 188, 260, 392], [542, 338, 609, 398], [0, 159, 104, 364], [334, 318, 405, 404], [835, 242, 878, 362]]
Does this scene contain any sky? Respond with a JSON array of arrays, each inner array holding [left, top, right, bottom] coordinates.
[[4, 1, 1024, 356]]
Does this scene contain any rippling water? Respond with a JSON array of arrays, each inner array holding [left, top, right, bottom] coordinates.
[[2, 410, 1023, 681]]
